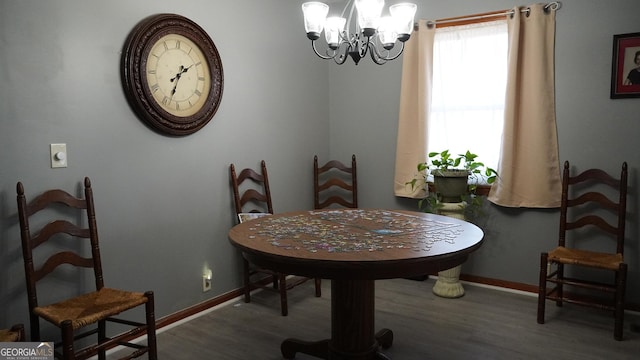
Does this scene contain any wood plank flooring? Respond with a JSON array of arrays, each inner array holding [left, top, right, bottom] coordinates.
[[117, 278, 640, 359]]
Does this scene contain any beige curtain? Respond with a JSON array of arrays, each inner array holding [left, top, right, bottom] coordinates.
[[487, 4, 561, 207], [393, 19, 435, 198]]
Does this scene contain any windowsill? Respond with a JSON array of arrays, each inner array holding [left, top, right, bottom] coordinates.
[[426, 183, 492, 197]]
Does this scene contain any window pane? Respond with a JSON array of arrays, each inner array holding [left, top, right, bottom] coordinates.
[[428, 21, 508, 174]]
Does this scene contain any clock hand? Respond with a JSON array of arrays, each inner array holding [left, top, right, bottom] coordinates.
[[170, 65, 187, 98], [172, 64, 193, 79], [169, 63, 196, 98], [170, 64, 194, 82], [170, 65, 185, 83]]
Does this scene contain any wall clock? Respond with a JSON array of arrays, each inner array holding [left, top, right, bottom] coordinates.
[[122, 14, 223, 136]]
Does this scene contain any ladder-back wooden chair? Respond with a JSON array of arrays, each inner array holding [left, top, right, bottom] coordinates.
[[313, 154, 358, 209], [230, 160, 321, 316], [537, 161, 629, 340], [16, 177, 157, 359]]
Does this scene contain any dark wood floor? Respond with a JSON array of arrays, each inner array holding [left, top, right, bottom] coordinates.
[[117, 278, 640, 359]]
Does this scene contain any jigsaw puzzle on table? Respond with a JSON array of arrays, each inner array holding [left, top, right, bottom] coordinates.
[[245, 209, 465, 253]]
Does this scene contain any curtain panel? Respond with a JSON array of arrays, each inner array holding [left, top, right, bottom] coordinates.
[[488, 4, 561, 207], [393, 19, 434, 198]]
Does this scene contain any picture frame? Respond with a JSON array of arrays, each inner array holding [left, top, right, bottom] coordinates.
[[610, 32, 640, 99]]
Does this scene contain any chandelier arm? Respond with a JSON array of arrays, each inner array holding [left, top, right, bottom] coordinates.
[[311, 40, 338, 60], [358, 35, 371, 58], [381, 41, 405, 61], [333, 43, 351, 65], [334, 55, 349, 65], [367, 42, 388, 65], [369, 40, 406, 64]]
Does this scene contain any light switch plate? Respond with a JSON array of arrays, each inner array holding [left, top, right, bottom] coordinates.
[[50, 143, 67, 168]]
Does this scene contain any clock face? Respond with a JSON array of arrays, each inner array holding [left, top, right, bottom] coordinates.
[[122, 14, 223, 136], [146, 34, 211, 117]]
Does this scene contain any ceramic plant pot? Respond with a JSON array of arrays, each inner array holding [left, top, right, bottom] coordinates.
[[431, 169, 469, 203]]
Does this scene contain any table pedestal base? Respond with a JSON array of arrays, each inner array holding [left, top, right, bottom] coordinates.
[[281, 280, 393, 360]]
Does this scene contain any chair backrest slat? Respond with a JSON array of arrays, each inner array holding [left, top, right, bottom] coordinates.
[[34, 251, 94, 282], [17, 177, 105, 317], [230, 160, 274, 217], [314, 155, 358, 209], [559, 161, 627, 255]]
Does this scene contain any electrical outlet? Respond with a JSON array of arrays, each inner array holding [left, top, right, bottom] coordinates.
[[202, 268, 212, 292]]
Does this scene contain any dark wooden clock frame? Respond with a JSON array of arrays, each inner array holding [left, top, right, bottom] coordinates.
[[121, 14, 224, 136]]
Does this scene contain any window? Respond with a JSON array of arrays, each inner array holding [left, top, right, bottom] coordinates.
[[428, 20, 508, 177], [395, 6, 560, 206]]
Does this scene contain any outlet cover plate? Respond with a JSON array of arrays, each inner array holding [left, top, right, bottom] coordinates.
[[203, 269, 212, 292]]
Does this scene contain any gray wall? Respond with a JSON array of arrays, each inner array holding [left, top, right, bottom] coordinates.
[[1, 0, 639, 338]]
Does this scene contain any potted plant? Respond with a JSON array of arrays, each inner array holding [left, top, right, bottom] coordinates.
[[406, 149, 498, 215]]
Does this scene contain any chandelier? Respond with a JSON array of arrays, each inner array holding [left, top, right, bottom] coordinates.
[[301, 0, 417, 65]]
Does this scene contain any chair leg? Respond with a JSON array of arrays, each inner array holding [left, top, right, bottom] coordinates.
[[314, 278, 322, 297], [145, 291, 158, 359], [537, 252, 548, 324], [614, 263, 627, 341], [555, 262, 564, 307], [279, 273, 288, 316], [29, 314, 40, 342], [98, 320, 106, 360], [242, 257, 251, 303], [61, 320, 75, 360]]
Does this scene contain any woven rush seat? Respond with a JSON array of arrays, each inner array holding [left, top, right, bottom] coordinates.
[[34, 288, 148, 330], [0, 329, 20, 342], [0, 324, 24, 342], [548, 246, 623, 271]]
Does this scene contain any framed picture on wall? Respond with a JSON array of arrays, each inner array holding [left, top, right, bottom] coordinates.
[[611, 32, 640, 99]]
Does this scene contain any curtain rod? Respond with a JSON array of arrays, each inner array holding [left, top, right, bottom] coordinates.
[[419, 1, 561, 29]]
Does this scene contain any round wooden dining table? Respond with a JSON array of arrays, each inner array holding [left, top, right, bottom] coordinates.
[[228, 208, 484, 360]]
